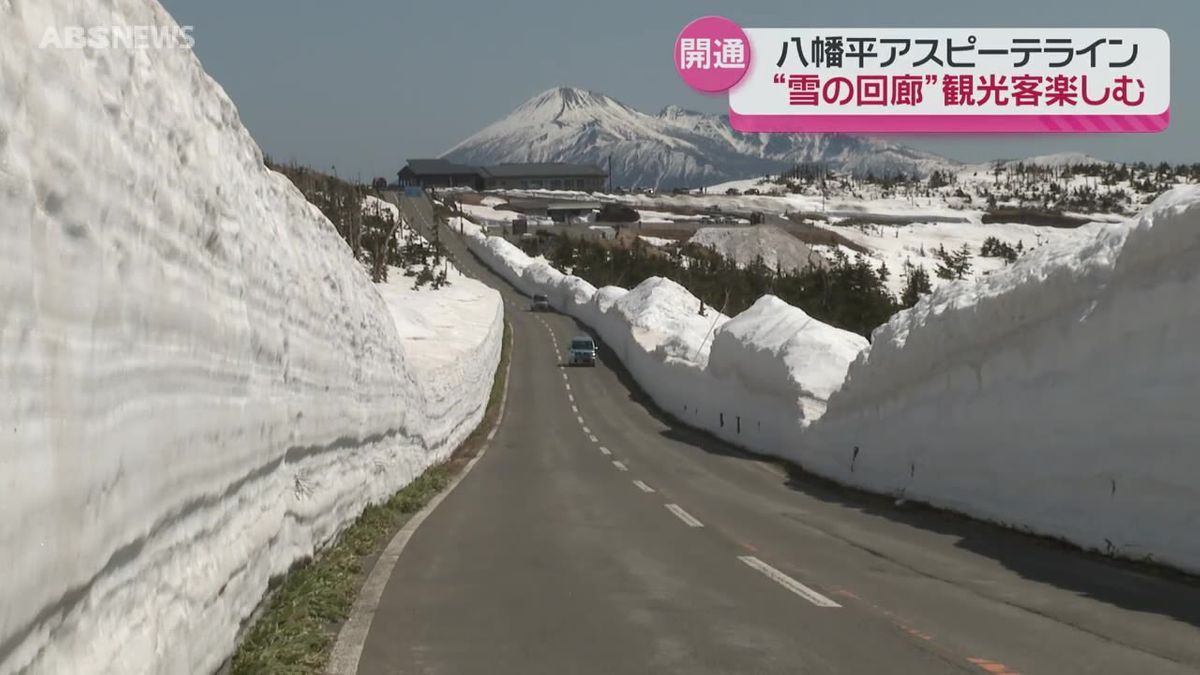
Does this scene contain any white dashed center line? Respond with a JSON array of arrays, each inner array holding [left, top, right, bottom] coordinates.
[[665, 503, 703, 528], [737, 556, 841, 608], [612, 461, 629, 472], [633, 480, 655, 493], [588, 435, 598, 443], [576, 415, 585, 425], [599, 446, 612, 456], [581, 426, 591, 435]]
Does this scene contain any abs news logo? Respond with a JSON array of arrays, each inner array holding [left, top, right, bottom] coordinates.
[[38, 25, 196, 50]]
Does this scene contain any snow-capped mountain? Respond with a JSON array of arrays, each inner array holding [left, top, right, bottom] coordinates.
[[442, 87, 954, 189]]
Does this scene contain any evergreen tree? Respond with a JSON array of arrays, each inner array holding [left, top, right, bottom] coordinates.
[[953, 244, 974, 279], [934, 243, 974, 280], [934, 245, 956, 280], [901, 264, 933, 308], [532, 231, 898, 338]]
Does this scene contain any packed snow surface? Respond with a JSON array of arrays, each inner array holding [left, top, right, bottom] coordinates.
[[459, 187, 1200, 573], [0, 3, 501, 674]]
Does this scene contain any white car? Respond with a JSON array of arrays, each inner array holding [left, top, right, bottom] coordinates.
[[568, 336, 597, 367]]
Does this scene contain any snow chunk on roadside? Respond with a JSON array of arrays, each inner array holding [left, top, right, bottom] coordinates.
[[609, 278, 728, 366], [709, 296, 867, 423]]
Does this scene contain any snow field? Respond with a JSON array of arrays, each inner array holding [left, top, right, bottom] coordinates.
[[0, 2, 501, 673], [458, 187, 1200, 573], [815, 219, 1094, 295]]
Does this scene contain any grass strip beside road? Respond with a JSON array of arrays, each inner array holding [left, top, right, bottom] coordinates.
[[230, 321, 512, 674]]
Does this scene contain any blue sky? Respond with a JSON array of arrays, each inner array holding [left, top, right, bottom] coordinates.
[[161, 0, 1199, 181]]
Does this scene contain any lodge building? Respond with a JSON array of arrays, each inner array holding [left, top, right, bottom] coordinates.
[[398, 159, 608, 192]]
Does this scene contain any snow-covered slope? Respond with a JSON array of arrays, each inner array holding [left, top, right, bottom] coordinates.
[[816, 220, 1095, 296], [690, 225, 823, 274], [0, 2, 501, 673], [443, 87, 953, 189], [454, 185, 1200, 573]]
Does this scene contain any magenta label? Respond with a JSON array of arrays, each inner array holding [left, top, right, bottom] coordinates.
[[674, 16, 751, 93], [674, 25, 1170, 133]]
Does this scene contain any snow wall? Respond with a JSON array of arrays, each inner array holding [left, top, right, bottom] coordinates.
[[456, 185, 1200, 573], [0, 2, 502, 673]]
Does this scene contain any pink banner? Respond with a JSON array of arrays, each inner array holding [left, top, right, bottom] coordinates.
[[729, 109, 1170, 133]]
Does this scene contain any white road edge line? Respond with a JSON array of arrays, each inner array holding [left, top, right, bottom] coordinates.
[[633, 480, 655, 493], [737, 556, 841, 608], [326, 320, 515, 675], [665, 503, 703, 527], [612, 460, 629, 472], [599, 446, 612, 456]]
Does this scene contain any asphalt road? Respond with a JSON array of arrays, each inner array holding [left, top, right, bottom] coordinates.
[[360, 193, 1200, 674]]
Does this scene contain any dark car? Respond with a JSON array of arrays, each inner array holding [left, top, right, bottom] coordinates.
[[531, 293, 551, 312]]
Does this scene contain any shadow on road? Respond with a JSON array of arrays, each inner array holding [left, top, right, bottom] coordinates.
[[566, 317, 1200, 629], [773, 461, 1200, 629]]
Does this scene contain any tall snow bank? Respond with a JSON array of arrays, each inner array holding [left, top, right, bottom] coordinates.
[[709, 297, 868, 424], [607, 278, 727, 367], [0, 3, 501, 673], [806, 186, 1200, 572]]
